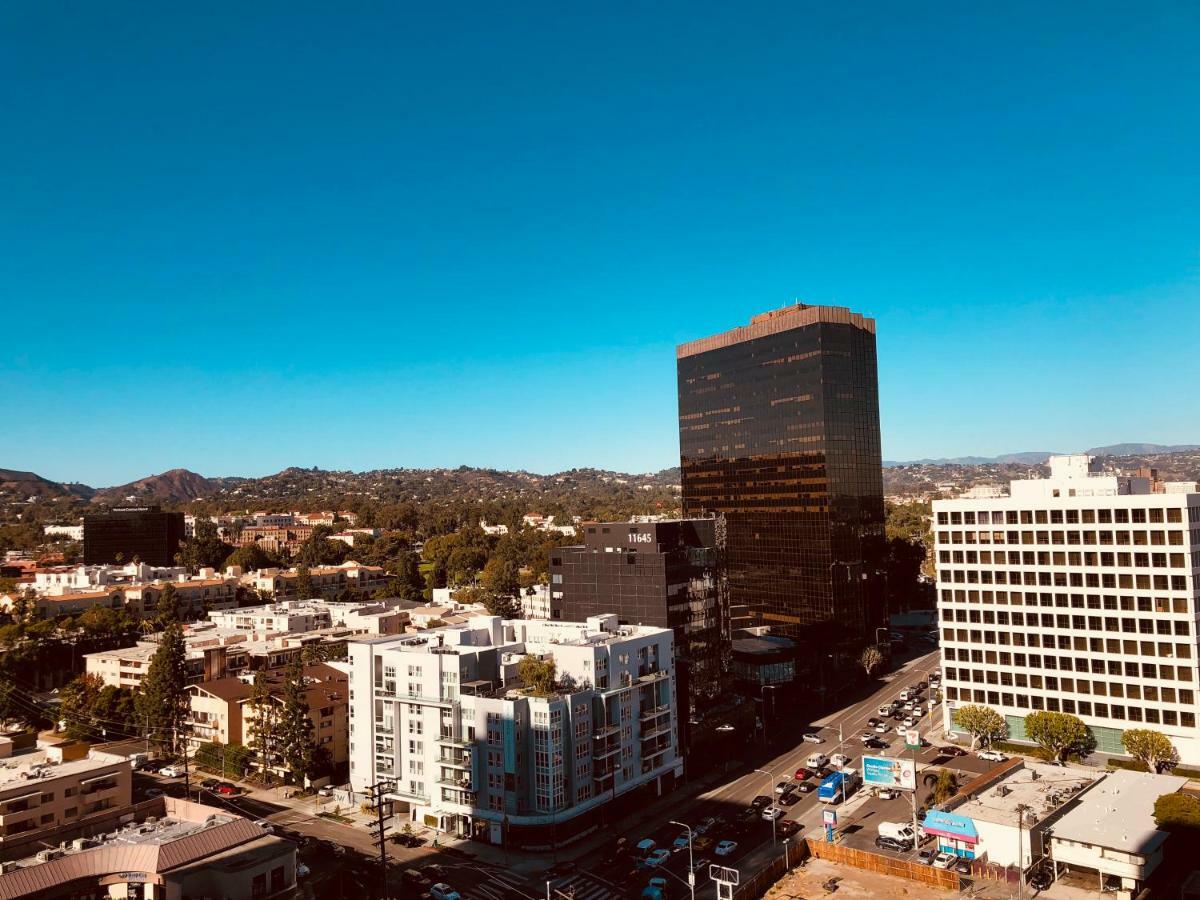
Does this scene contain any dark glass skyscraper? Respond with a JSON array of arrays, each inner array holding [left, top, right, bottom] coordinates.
[[677, 304, 885, 651]]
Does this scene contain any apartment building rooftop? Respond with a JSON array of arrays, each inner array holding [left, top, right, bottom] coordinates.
[[0, 798, 273, 899], [954, 761, 1101, 827], [1050, 768, 1188, 854], [359, 614, 663, 656], [0, 749, 127, 791]]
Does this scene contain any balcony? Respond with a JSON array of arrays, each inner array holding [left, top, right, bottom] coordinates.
[[436, 776, 474, 790], [592, 724, 619, 739], [637, 669, 667, 684], [438, 753, 471, 769], [386, 785, 429, 804], [638, 704, 670, 723], [640, 724, 672, 742], [593, 744, 621, 760], [436, 732, 471, 747]]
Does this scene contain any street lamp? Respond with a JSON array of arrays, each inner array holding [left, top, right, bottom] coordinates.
[[670, 820, 695, 900], [754, 768, 777, 847]]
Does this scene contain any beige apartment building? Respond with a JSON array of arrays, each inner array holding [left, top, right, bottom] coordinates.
[[0, 747, 131, 844], [186, 663, 349, 782]]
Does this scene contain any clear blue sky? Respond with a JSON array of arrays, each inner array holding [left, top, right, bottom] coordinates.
[[4, 2, 1199, 486]]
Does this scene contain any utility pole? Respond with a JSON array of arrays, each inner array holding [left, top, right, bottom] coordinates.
[[1016, 803, 1031, 900], [670, 820, 695, 900], [365, 779, 394, 899]]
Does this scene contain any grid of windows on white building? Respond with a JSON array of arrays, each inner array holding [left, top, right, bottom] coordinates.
[[935, 455, 1200, 763]]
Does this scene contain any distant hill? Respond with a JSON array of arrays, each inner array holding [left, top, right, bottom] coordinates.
[[0, 468, 94, 501], [1086, 443, 1200, 456], [886, 443, 1200, 467], [92, 468, 220, 505]]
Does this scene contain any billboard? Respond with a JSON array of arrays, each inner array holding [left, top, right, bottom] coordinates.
[[861, 755, 916, 790]]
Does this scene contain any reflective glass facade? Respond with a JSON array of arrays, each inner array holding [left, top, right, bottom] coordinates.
[[677, 305, 886, 648]]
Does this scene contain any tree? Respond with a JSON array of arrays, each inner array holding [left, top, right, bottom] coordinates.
[[860, 646, 884, 677], [481, 557, 520, 597], [295, 526, 350, 568], [223, 543, 282, 573], [195, 741, 253, 778], [480, 590, 521, 620], [930, 770, 960, 805], [1153, 792, 1200, 843], [276, 660, 314, 786], [1122, 729, 1180, 773], [518, 655, 557, 696], [11, 589, 35, 627], [295, 565, 313, 600], [176, 519, 233, 571], [954, 704, 1007, 749], [154, 583, 180, 629], [1024, 711, 1093, 763], [247, 670, 278, 781], [390, 550, 425, 602], [136, 623, 190, 756]]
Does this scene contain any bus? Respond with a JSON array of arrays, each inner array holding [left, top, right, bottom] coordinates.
[[817, 768, 861, 804]]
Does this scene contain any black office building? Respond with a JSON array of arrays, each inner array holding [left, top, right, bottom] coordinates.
[[549, 518, 728, 711], [677, 303, 886, 654], [83, 506, 186, 567]]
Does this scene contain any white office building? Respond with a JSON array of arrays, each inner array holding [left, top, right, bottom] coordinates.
[[346, 614, 680, 848], [935, 455, 1200, 763]]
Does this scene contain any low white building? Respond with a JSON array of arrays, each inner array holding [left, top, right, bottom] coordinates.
[[42, 524, 84, 541], [208, 598, 408, 636], [1049, 768, 1188, 897], [347, 614, 680, 848]]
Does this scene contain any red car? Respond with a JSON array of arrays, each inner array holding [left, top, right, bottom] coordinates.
[[214, 783, 240, 796], [794, 768, 811, 780]]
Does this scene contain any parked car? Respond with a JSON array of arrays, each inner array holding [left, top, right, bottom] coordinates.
[[802, 732, 825, 744], [714, 840, 738, 857], [932, 852, 956, 869], [877, 787, 898, 800], [937, 746, 967, 757], [776, 819, 802, 838], [672, 835, 690, 852], [145, 788, 164, 798], [214, 783, 239, 795], [431, 884, 462, 900], [977, 749, 1007, 762], [875, 835, 912, 852], [200, 778, 219, 789], [1029, 869, 1053, 890], [917, 849, 935, 865], [954, 860, 971, 875], [636, 839, 658, 856], [254, 820, 274, 833], [159, 765, 184, 779], [761, 806, 785, 822], [750, 795, 772, 810], [916, 680, 928, 690]]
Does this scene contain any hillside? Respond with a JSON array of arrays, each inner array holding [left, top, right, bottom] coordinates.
[[0, 468, 94, 502], [92, 468, 223, 504]]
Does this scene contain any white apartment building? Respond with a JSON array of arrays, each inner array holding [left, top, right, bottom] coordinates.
[[208, 598, 408, 636], [346, 615, 680, 848], [28, 562, 190, 596], [935, 455, 1200, 763]]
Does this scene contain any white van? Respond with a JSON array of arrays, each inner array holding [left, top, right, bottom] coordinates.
[[806, 753, 828, 770], [878, 822, 916, 843]]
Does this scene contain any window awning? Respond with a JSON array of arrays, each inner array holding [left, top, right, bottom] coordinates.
[[922, 809, 979, 845]]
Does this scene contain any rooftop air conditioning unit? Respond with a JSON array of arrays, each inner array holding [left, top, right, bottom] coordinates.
[[35, 849, 63, 862], [71, 838, 91, 851], [0, 862, 19, 873]]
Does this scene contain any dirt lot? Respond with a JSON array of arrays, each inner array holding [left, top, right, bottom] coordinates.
[[762, 858, 955, 900]]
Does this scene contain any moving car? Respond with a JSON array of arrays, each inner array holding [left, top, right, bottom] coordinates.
[[714, 840, 738, 857], [877, 787, 898, 800], [859, 732, 874, 743], [977, 749, 1007, 762], [794, 768, 811, 780], [829, 753, 850, 769], [200, 778, 219, 789], [863, 738, 887, 750], [802, 732, 825, 744], [875, 722, 889, 733], [878, 705, 891, 716], [937, 746, 967, 757], [636, 838, 657, 857], [932, 852, 956, 869], [644, 849, 672, 867], [672, 835, 690, 852], [867, 717, 881, 726], [695, 816, 717, 835], [902, 717, 916, 728], [431, 885, 462, 900], [774, 781, 792, 794], [776, 819, 802, 838], [795, 782, 815, 793], [214, 783, 239, 795], [689, 857, 711, 873], [806, 753, 829, 769], [761, 806, 785, 822], [779, 793, 799, 806], [643, 877, 669, 900], [750, 795, 772, 810]]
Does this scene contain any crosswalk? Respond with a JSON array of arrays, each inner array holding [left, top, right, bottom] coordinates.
[[545, 871, 624, 900]]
